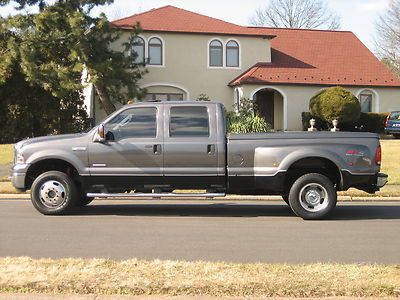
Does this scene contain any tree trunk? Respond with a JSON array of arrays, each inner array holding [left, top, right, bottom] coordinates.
[[94, 83, 116, 115]]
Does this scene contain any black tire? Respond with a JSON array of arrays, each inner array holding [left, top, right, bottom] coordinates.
[[30, 171, 78, 215], [76, 195, 94, 207], [288, 173, 337, 220], [281, 193, 289, 205]]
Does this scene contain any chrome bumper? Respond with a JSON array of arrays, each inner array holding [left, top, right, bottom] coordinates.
[[11, 164, 30, 190], [377, 173, 388, 188]]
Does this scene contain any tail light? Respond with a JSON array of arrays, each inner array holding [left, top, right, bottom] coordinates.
[[385, 114, 390, 127], [376, 144, 382, 166]]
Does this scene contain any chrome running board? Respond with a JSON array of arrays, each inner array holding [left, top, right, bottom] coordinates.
[[86, 192, 226, 199]]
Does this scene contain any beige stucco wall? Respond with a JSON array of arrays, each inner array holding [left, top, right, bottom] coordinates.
[[241, 84, 400, 131], [93, 30, 400, 132], [114, 31, 270, 104]]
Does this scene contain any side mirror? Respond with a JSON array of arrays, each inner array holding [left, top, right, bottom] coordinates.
[[95, 124, 106, 143]]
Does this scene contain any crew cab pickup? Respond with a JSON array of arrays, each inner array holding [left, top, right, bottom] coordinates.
[[11, 101, 388, 219]]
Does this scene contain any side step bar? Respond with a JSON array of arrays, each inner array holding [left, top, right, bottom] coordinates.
[[87, 192, 226, 199]]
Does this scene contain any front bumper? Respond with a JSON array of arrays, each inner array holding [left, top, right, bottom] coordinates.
[[11, 164, 30, 191]]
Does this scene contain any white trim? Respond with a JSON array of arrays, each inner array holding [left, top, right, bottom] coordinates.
[[207, 37, 225, 69], [250, 86, 288, 130], [355, 88, 380, 112], [225, 38, 241, 69], [140, 83, 190, 100], [147, 35, 165, 68]]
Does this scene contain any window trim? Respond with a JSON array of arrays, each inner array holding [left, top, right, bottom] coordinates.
[[145, 93, 184, 101], [132, 35, 145, 64], [359, 93, 373, 113], [147, 35, 165, 67], [207, 38, 241, 69], [226, 40, 240, 68], [208, 38, 224, 69]]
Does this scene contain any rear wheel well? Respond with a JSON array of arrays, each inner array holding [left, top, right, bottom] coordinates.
[[284, 157, 341, 193], [25, 159, 81, 190]]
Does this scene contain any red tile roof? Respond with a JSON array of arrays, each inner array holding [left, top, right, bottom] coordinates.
[[230, 27, 400, 87], [112, 5, 400, 88], [112, 5, 275, 38]]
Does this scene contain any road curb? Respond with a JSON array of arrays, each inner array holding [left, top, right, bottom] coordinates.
[[1, 193, 400, 202]]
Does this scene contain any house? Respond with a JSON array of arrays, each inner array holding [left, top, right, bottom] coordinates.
[[89, 5, 400, 131]]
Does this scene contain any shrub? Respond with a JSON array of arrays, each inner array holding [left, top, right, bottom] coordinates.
[[309, 86, 361, 124], [301, 112, 388, 134], [227, 98, 271, 133], [301, 112, 328, 131]]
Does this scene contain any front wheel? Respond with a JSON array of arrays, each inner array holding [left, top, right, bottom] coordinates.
[[288, 173, 337, 220], [31, 171, 78, 215]]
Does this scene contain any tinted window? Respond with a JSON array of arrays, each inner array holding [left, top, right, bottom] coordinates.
[[389, 112, 400, 120], [170, 106, 209, 137], [226, 40, 239, 67], [106, 107, 157, 139]]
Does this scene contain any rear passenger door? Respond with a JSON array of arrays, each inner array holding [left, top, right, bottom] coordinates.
[[163, 103, 218, 184]]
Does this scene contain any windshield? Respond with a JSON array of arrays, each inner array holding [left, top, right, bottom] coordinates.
[[389, 112, 400, 121]]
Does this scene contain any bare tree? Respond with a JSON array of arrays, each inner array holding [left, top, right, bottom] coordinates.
[[375, 0, 400, 76], [250, 0, 341, 30]]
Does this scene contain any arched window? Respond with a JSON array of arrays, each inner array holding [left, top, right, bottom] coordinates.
[[359, 93, 372, 112], [209, 39, 223, 67], [226, 40, 239, 67], [132, 36, 145, 64], [148, 37, 163, 65]]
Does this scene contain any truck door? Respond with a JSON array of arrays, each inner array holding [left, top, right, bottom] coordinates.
[[163, 103, 220, 189], [88, 104, 163, 190]]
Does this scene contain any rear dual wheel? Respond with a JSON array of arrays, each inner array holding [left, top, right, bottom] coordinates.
[[288, 173, 337, 220]]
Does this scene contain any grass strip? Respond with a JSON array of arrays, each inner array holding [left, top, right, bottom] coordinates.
[[0, 257, 399, 297], [0, 144, 13, 165]]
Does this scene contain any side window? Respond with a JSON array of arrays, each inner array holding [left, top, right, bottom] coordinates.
[[148, 37, 163, 65], [360, 94, 372, 113], [226, 40, 239, 67], [106, 107, 157, 139], [170, 106, 209, 137], [209, 39, 223, 67], [132, 36, 145, 64]]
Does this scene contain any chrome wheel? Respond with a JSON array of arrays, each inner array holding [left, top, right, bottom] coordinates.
[[39, 180, 67, 208], [299, 183, 329, 212]]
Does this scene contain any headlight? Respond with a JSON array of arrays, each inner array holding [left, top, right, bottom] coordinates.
[[15, 153, 25, 164]]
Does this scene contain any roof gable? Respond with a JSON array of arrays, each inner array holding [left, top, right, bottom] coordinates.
[[112, 5, 274, 37], [230, 28, 400, 87]]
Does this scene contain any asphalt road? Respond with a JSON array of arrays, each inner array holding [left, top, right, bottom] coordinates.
[[1, 198, 399, 264]]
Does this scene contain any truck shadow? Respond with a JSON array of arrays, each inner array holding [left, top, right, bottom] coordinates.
[[75, 202, 400, 220]]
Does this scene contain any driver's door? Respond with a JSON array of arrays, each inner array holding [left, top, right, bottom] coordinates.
[[88, 104, 163, 190]]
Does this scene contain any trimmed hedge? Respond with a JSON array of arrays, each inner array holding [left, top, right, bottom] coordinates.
[[309, 86, 361, 124], [302, 112, 388, 134]]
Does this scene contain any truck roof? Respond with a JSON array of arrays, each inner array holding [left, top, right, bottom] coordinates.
[[123, 101, 220, 107]]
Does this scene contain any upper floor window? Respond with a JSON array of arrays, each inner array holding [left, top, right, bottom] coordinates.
[[132, 36, 145, 64], [148, 37, 163, 65], [209, 39, 223, 67], [226, 40, 239, 67], [360, 93, 372, 112]]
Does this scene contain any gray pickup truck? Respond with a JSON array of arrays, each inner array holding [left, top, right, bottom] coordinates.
[[11, 101, 387, 219]]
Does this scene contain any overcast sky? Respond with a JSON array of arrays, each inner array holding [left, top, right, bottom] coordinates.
[[0, 0, 390, 52]]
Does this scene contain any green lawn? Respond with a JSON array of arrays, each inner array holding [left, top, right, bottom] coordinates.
[[0, 144, 13, 165]]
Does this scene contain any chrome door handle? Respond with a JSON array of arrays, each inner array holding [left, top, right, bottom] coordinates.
[[153, 144, 162, 155], [207, 144, 215, 155]]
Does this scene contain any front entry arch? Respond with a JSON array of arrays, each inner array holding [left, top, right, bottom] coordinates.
[[250, 86, 287, 131]]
